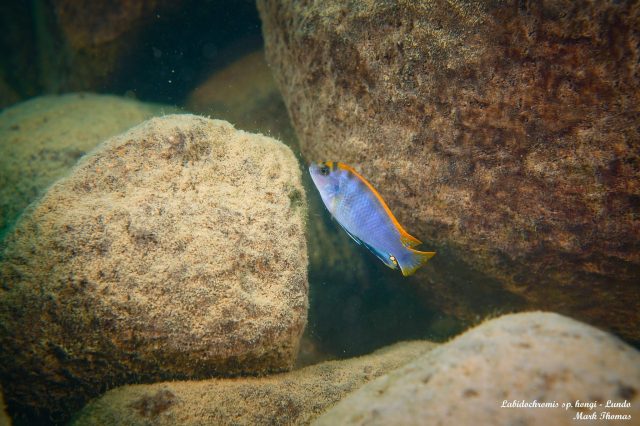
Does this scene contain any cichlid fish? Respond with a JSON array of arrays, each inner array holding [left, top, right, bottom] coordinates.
[[309, 161, 435, 276]]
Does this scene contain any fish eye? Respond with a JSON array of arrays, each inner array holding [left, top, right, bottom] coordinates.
[[389, 255, 398, 266], [320, 165, 330, 176]]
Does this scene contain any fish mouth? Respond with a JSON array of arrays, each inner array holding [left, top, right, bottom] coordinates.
[[308, 162, 321, 174]]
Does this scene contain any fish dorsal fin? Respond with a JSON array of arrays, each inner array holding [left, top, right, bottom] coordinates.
[[337, 163, 422, 248]]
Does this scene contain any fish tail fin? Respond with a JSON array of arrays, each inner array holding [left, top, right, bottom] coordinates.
[[398, 248, 436, 277]]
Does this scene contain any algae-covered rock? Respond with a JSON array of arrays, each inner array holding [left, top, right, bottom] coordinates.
[[0, 114, 308, 423], [315, 312, 640, 426], [0, 93, 177, 242], [71, 341, 435, 426], [257, 0, 640, 341]]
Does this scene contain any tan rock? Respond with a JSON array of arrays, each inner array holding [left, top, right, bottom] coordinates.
[[257, 0, 640, 342], [315, 312, 640, 426], [71, 341, 436, 426], [186, 50, 298, 150], [0, 114, 308, 423], [0, 93, 177, 241]]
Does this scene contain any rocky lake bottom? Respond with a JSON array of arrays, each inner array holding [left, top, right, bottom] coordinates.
[[1, 0, 639, 424]]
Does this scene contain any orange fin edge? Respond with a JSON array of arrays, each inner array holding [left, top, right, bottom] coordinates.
[[400, 233, 422, 248], [336, 162, 420, 245], [400, 249, 436, 277]]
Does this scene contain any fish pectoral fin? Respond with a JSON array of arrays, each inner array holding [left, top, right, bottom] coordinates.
[[337, 222, 363, 246]]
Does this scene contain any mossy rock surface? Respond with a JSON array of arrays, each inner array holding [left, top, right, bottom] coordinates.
[[0, 114, 308, 423], [315, 312, 640, 426], [0, 93, 177, 242], [71, 341, 435, 426], [258, 0, 640, 342]]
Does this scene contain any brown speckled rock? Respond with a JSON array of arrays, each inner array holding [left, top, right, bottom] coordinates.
[[52, 0, 168, 50], [0, 114, 308, 423], [314, 312, 640, 426], [0, 93, 177, 242], [257, 0, 640, 341], [71, 341, 436, 426], [46, 0, 184, 92]]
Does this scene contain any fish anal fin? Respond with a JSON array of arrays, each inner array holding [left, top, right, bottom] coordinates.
[[362, 242, 397, 270]]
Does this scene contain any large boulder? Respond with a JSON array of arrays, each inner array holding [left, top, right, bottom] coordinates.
[[315, 312, 640, 425], [71, 341, 435, 425], [0, 93, 177, 242], [257, 0, 640, 342], [0, 114, 308, 423]]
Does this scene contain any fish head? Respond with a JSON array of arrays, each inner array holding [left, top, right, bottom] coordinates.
[[309, 161, 342, 213]]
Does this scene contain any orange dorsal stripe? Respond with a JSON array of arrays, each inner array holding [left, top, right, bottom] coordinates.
[[337, 162, 422, 247]]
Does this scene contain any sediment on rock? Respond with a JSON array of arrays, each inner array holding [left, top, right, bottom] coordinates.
[[315, 312, 640, 425], [0, 93, 178, 243], [257, 0, 640, 342], [0, 114, 308, 423], [71, 341, 436, 426]]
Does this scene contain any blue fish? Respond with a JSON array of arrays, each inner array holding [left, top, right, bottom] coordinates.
[[309, 161, 435, 276]]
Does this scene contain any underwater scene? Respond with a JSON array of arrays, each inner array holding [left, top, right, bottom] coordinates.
[[0, 0, 638, 425]]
